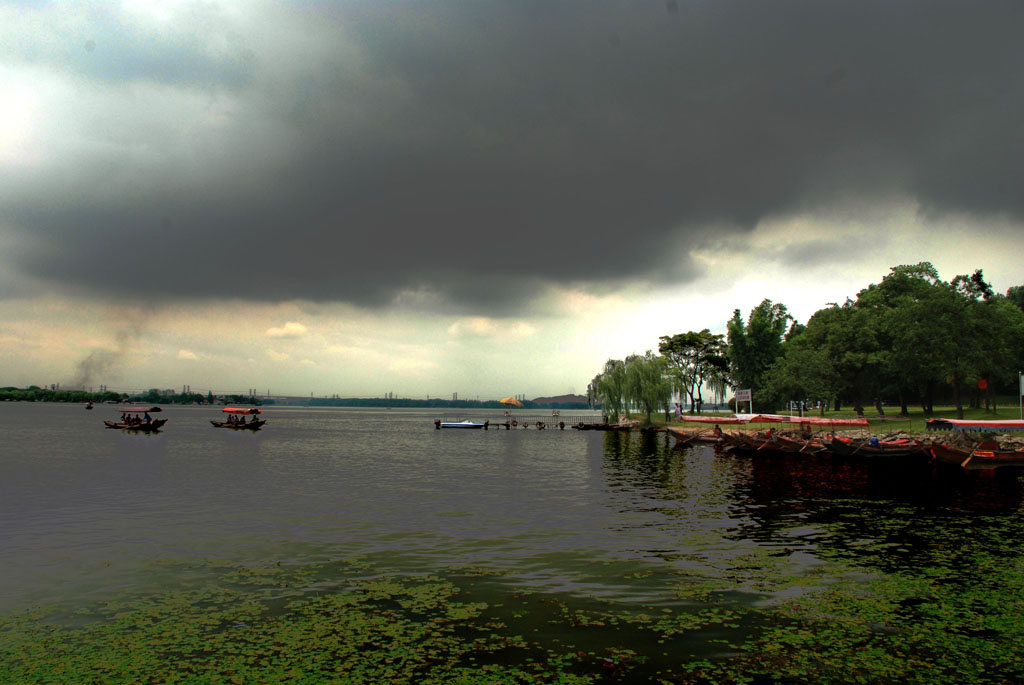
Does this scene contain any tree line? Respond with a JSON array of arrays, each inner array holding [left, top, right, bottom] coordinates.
[[0, 386, 260, 406], [589, 263, 1024, 422]]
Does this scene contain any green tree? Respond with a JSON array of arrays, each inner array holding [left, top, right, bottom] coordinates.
[[763, 339, 840, 416], [972, 296, 1024, 412], [588, 359, 627, 420], [623, 351, 672, 425], [726, 300, 791, 409], [855, 262, 943, 416], [797, 300, 879, 415], [942, 269, 1014, 418], [658, 330, 728, 413], [1005, 285, 1024, 312]]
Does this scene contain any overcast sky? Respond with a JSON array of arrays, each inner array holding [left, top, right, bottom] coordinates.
[[2, 0, 1022, 398]]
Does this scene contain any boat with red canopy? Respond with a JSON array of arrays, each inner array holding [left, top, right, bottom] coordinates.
[[104, 406, 166, 432], [668, 415, 744, 445], [211, 407, 266, 430], [670, 414, 869, 450]]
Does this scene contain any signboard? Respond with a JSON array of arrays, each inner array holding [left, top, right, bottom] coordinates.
[[735, 389, 752, 403]]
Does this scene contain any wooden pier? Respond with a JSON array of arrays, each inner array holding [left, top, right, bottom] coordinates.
[[435, 413, 610, 430]]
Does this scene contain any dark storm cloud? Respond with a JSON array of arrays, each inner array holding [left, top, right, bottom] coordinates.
[[5, 0, 1023, 312]]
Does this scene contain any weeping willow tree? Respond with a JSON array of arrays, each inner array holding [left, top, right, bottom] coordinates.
[[624, 351, 672, 424], [705, 366, 730, 409], [588, 359, 627, 419], [589, 353, 672, 424]]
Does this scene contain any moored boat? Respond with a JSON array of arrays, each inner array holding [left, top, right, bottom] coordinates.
[[212, 407, 266, 430], [436, 419, 487, 429], [772, 433, 828, 454], [718, 430, 758, 452], [828, 436, 927, 459], [718, 429, 824, 454], [930, 442, 1024, 470], [666, 427, 700, 446], [667, 426, 723, 446]]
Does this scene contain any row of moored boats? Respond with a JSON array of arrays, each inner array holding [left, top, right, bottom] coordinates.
[[667, 414, 1024, 470]]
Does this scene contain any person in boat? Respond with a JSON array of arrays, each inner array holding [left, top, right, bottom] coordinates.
[[713, 424, 723, 438], [765, 427, 775, 439], [144, 412, 152, 424]]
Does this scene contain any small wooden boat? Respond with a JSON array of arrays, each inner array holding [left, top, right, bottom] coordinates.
[[720, 430, 825, 454], [930, 442, 1024, 470], [105, 406, 165, 431], [772, 433, 828, 454], [105, 410, 166, 432], [667, 427, 722, 446], [104, 419, 166, 431], [212, 407, 266, 430], [718, 431, 757, 452], [666, 427, 700, 446], [828, 436, 927, 459]]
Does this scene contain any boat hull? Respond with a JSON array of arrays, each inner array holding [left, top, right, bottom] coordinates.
[[828, 437, 927, 459], [667, 427, 722, 445], [104, 418, 166, 432], [439, 421, 486, 429], [930, 443, 1024, 470], [720, 431, 824, 454], [211, 419, 266, 430]]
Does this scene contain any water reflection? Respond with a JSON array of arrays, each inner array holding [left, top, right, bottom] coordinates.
[[602, 429, 1024, 581]]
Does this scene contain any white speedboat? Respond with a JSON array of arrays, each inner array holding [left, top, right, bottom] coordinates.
[[437, 419, 487, 429]]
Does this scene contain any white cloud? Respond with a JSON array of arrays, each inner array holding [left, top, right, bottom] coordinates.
[[387, 357, 439, 378], [177, 349, 198, 360], [267, 349, 290, 361], [266, 322, 308, 338], [447, 317, 537, 339]]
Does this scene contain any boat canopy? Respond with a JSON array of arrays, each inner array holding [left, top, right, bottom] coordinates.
[[789, 416, 869, 427], [680, 415, 746, 424], [117, 406, 162, 413], [733, 413, 790, 423], [682, 414, 868, 427], [223, 407, 262, 415], [926, 418, 1024, 432]]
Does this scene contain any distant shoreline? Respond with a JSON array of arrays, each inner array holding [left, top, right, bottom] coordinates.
[[0, 387, 593, 411]]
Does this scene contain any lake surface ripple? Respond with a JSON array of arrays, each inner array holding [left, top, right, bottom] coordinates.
[[3, 403, 1023, 681]]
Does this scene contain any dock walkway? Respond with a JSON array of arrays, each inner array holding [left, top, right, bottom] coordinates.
[[436, 413, 607, 430]]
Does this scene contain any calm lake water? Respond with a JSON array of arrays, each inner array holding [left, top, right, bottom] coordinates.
[[3, 402, 1024, 681]]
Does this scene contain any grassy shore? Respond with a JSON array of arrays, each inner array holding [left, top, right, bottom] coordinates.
[[645, 398, 1024, 435]]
